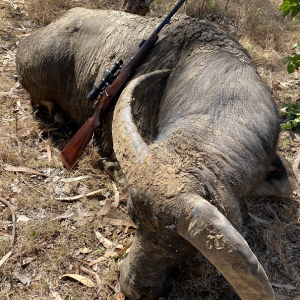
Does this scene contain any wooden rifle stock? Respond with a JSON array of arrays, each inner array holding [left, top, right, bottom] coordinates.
[[59, 117, 94, 170], [59, 0, 186, 170]]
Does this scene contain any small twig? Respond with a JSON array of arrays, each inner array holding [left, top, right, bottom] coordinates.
[[0, 197, 16, 247], [224, 0, 230, 10], [218, 0, 230, 23], [80, 265, 102, 288], [56, 189, 104, 201], [21, 175, 45, 195]]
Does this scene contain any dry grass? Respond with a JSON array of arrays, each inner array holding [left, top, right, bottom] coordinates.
[[0, 0, 300, 299]]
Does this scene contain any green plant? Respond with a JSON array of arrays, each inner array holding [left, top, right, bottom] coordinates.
[[280, 102, 300, 132], [279, 1, 300, 73], [206, 0, 217, 9], [279, 0, 300, 17], [284, 42, 300, 73]]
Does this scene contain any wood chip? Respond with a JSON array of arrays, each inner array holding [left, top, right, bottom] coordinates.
[[43, 141, 52, 162], [112, 182, 120, 209], [0, 251, 12, 268]]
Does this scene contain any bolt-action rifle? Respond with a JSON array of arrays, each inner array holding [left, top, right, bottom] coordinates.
[[59, 0, 186, 170]]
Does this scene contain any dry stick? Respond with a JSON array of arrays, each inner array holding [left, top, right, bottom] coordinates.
[[199, 0, 205, 18], [0, 197, 16, 247], [80, 265, 102, 288], [21, 175, 45, 196], [219, 0, 230, 23], [225, 0, 230, 9]]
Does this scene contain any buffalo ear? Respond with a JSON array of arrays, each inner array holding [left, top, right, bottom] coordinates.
[[255, 153, 296, 197], [177, 194, 275, 300]]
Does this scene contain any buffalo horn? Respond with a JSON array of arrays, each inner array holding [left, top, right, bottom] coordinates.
[[112, 69, 170, 177], [177, 194, 275, 300]]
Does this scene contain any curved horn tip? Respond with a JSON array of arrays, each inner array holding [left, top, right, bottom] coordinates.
[[177, 195, 275, 300]]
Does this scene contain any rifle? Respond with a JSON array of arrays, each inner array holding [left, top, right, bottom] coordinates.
[[59, 0, 186, 170]]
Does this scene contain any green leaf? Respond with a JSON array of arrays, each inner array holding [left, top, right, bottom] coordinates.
[[292, 42, 299, 49], [287, 63, 295, 73], [291, 6, 300, 17], [287, 121, 293, 130], [282, 139, 288, 148], [283, 55, 292, 63]]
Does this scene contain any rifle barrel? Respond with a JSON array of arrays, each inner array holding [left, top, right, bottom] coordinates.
[[154, 0, 186, 34]]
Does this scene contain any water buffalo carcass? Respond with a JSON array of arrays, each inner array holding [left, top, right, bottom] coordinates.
[[16, 8, 295, 300]]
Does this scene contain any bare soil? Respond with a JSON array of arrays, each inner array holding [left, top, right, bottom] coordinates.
[[0, 1, 299, 300]]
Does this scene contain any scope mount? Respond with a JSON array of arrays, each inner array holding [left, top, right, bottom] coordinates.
[[87, 59, 124, 102]]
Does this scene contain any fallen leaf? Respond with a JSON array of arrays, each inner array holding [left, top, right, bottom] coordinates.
[[13, 270, 31, 286], [21, 256, 36, 266], [50, 291, 63, 300], [271, 282, 297, 289], [79, 247, 92, 254], [124, 226, 135, 234], [120, 191, 129, 202], [56, 189, 104, 201], [60, 175, 90, 183], [80, 265, 102, 287], [248, 213, 273, 225], [94, 231, 122, 249], [43, 141, 52, 162], [61, 274, 96, 288], [4, 165, 46, 176], [17, 215, 30, 223], [52, 210, 74, 221], [103, 218, 134, 227], [112, 182, 120, 208], [114, 241, 132, 259], [98, 200, 112, 216], [88, 251, 117, 266], [0, 251, 12, 267]]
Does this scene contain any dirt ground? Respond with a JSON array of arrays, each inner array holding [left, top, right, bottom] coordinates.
[[0, 0, 300, 300]]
